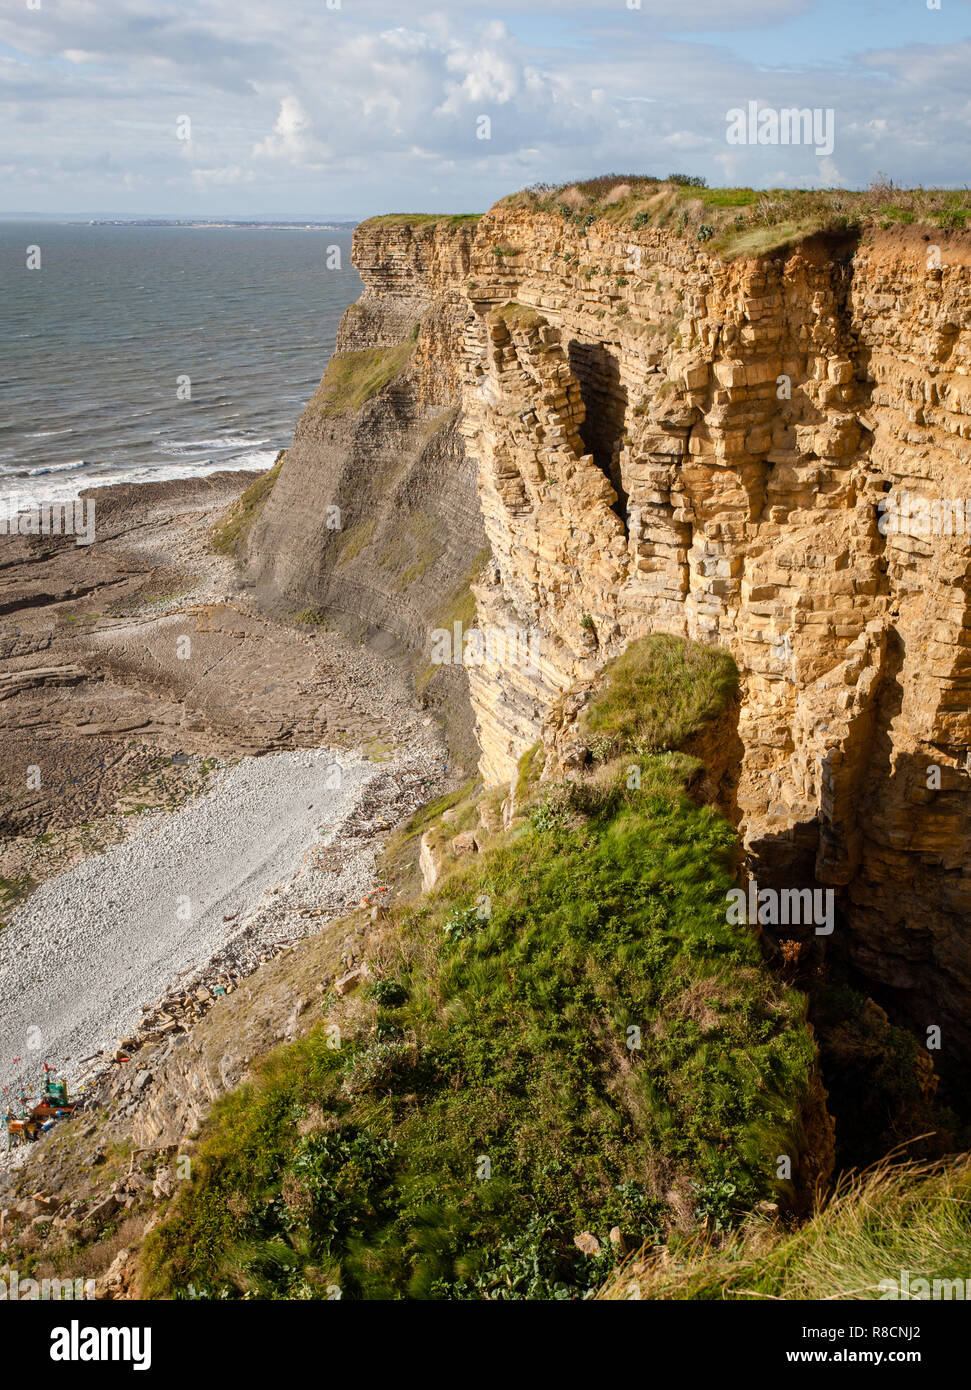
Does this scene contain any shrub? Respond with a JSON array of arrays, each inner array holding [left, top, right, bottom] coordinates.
[[340, 1040, 413, 1097], [442, 903, 485, 942], [365, 979, 408, 1008]]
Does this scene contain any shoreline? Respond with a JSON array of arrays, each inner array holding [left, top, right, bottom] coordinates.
[[0, 468, 452, 1146], [1, 456, 282, 515], [0, 742, 445, 1116]]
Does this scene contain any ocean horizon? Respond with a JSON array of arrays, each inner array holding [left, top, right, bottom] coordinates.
[[0, 221, 361, 510]]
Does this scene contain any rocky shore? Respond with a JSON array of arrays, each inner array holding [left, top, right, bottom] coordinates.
[[0, 470, 453, 1145]]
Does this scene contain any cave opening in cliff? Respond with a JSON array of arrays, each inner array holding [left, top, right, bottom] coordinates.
[[567, 339, 629, 528]]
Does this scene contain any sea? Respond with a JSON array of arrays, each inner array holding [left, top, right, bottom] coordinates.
[[0, 222, 362, 510]]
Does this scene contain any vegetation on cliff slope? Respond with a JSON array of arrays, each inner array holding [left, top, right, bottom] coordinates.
[[142, 636, 817, 1301], [579, 633, 738, 759], [309, 341, 414, 418], [211, 454, 284, 556], [601, 1157, 971, 1300], [505, 174, 971, 260]]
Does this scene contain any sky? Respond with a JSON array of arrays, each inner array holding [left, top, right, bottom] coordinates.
[[1, 0, 970, 218]]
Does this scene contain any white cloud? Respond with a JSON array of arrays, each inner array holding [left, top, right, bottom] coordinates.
[[0, 1, 968, 215], [252, 95, 316, 163], [817, 156, 845, 186]]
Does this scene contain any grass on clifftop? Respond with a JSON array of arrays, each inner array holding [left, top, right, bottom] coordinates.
[[581, 634, 738, 760], [359, 213, 482, 229], [600, 1158, 971, 1300], [141, 636, 817, 1301], [504, 174, 971, 259], [309, 342, 414, 417], [210, 455, 284, 557]]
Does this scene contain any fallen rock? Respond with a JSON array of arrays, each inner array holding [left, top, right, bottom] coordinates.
[[85, 1194, 119, 1225], [608, 1226, 628, 1256], [419, 831, 443, 892], [573, 1231, 602, 1256], [334, 964, 370, 997], [103, 1248, 130, 1295], [152, 1167, 175, 1201], [450, 830, 478, 855]]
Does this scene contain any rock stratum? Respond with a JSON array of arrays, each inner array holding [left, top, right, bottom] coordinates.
[[244, 201, 971, 1065]]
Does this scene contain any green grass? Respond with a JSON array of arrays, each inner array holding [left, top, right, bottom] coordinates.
[[414, 550, 488, 693], [0, 873, 34, 908], [494, 302, 545, 333], [309, 342, 415, 418], [513, 740, 544, 805], [141, 636, 816, 1301], [378, 510, 446, 589], [383, 781, 480, 868], [581, 633, 738, 761], [601, 1158, 971, 1300], [334, 517, 375, 566], [714, 219, 829, 260], [211, 456, 284, 557], [0, 873, 34, 929], [359, 213, 482, 229], [509, 176, 971, 262], [291, 607, 327, 627], [698, 188, 761, 209]]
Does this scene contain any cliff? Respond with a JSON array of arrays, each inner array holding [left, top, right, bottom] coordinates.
[[460, 204, 971, 1065], [244, 188, 971, 1066], [6, 187, 967, 1302], [243, 214, 487, 764]]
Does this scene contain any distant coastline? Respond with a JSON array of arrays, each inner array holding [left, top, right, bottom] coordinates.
[[83, 218, 359, 230]]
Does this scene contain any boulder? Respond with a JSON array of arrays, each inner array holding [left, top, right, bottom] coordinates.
[[419, 831, 443, 892], [152, 1167, 175, 1201], [85, 1194, 119, 1225], [450, 830, 478, 855], [573, 1231, 602, 1256], [334, 964, 370, 997]]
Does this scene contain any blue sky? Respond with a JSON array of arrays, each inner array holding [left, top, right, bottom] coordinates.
[[1, 0, 969, 217]]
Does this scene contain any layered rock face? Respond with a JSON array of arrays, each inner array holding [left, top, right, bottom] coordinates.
[[244, 218, 486, 763], [247, 204, 971, 1061], [460, 207, 971, 1060]]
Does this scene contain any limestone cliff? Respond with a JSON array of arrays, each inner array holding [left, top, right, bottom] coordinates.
[[244, 215, 486, 764], [246, 200, 971, 1065], [459, 207, 971, 1065]]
